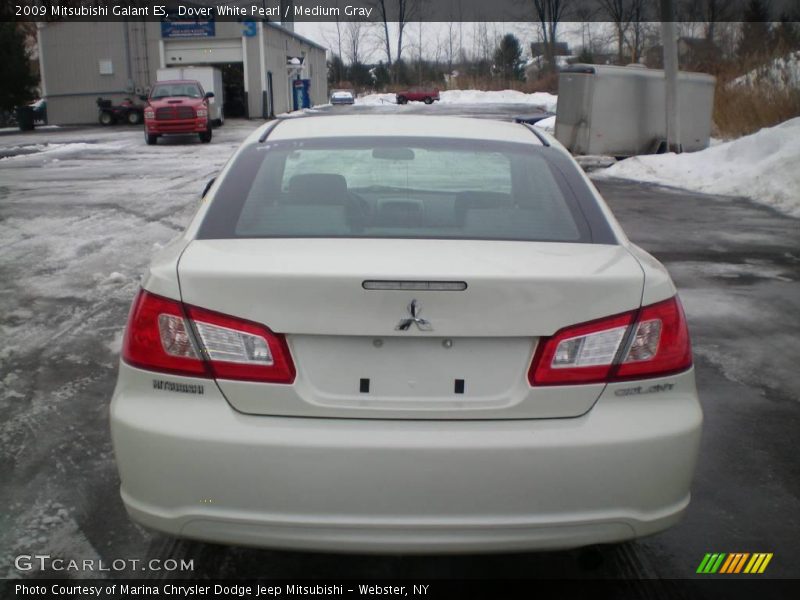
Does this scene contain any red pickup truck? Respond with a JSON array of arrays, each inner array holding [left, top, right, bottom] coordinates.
[[396, 88, 440, 105], [142, 80, 214, 145]]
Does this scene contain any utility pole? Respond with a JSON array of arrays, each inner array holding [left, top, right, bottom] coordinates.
[[661, 0, 682, 153]]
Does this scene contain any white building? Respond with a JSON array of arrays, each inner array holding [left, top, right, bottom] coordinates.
[[37, 17, 327, 124]]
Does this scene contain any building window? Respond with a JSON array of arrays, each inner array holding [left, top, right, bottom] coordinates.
[[99, 60, 114, 75]]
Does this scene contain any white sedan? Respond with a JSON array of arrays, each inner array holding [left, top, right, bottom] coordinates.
[[330, 90, 356, 105], [111, 115, 702, 553]]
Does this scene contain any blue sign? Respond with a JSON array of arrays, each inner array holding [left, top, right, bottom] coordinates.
[[161, 18, 215, 39], [242, 20, 257, 38]]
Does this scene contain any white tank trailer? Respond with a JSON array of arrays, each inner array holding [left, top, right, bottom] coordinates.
[[555, 64, 716, 157]]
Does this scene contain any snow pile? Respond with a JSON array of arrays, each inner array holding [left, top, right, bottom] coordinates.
[[594, 117, 800, 217], [0, 141, 125, 160], [533, 115, 556, 133], [438, 90, 558, 111], [355, 93, 396, 105], [357, 89, 558, 111], [277, 105, 332, 118], [732, 51, 800, 89]]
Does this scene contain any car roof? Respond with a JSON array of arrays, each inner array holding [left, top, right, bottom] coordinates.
[[254, 115, 544, 145], [154, 79, 201, 85]]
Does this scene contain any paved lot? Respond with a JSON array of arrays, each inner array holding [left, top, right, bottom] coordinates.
[[1, 104, 798, 581]]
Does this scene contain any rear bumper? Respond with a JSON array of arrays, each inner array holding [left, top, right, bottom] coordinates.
[[145, 119, 207, 134], [110, 365, 702, 553]]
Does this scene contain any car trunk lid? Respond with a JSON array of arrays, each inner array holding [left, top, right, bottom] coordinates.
[[177, 238, 644, 419]]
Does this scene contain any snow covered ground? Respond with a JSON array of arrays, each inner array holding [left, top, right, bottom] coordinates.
[[0, 122, 259, 575], [593, 117, 800, 218], [357, 89, 558, 113]]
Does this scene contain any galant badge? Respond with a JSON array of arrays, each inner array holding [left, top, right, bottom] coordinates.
[[396, 299, 433, 331]]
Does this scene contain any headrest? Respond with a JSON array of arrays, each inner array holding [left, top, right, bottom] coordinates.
[[287, 173, 348, 204], [454, 191, 513, 223]]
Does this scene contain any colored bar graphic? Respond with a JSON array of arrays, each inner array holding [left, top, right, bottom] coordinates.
[[699, 552, 773, 574], [734, 553, 750, 573], [697, 553, 714, 573], [744, 554, 760, 573], [758, 553, 773, 573], [721, 553, 749, 573], [710, 553, 726, 573], [719, 554, 736, 573]]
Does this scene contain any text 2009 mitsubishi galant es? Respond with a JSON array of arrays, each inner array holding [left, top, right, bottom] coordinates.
[[111, 115, 702, 553]]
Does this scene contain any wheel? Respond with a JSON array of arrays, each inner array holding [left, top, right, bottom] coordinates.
[[199, 127, 212, 143], [99, 111, 114, 126], [424, 97, 433, 104], [396, 96, 407, 105], [144, 131, 158, 145], [127, 110, 142, 125]]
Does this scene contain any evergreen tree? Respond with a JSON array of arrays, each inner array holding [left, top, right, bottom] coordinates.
[[373, 62, 391, 90], [328, 54, 346, 87], [577, 47, 595, 64], [493, 34, 524, 82], [0, 23, 37, 112], [347, 62, 373, 88]]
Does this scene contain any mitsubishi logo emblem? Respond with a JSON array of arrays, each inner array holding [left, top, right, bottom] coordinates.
[[396, 299, 432, 331]]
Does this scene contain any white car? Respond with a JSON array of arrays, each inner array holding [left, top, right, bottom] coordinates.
[[111, 115, 702, 553], [330, 90, 355, 105]]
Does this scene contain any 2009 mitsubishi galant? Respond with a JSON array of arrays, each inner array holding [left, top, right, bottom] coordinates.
[[111, 115, 702, 552]]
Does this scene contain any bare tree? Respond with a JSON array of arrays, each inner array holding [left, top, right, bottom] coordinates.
[[625, 0, 655, 64], [396, 0, 421, 67], [531, 0, 571, 72], [373, 0, 393, 68], [701, 0, 735, 42], [574, 4, 601, 53], [414, 21, 424, 84], [444, 21, 457, 76], [598, 0, 636, 64], [345, 21, 365, 66]]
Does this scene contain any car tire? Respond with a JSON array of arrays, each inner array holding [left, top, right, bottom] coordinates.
[[99, 111, 114, 126], [145, 132, 158, 145], [424, 97, 433, 105], [127, 111, 142, 125], [397, 96, 407, 105], [199, 128, 213, 143]]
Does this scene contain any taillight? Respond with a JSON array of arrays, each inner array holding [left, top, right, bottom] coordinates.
[[185, 304, 295, 383], [613, 296, 692, 380], [122, 289, 295, 383], [122, 290, 208, 377], [528, 296, 692, 386]]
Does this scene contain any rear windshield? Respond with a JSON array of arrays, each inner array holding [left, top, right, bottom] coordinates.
[[151, 83, 203, 99], [198, 136, 615, 244]]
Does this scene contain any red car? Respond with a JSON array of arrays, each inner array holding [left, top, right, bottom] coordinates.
[[396, 88, 440, 105], [142, 80, 214, 145]]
